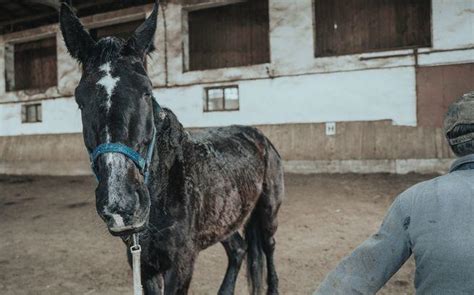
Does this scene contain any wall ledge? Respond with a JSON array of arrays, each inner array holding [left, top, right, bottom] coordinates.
[[0, 158, 454, 176], [283, 159, 454, 175]]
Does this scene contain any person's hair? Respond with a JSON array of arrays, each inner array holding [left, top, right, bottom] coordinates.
[[447, 124, 474, 156]]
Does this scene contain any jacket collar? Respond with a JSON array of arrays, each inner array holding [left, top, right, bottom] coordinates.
[[450, 154, 474, 172]]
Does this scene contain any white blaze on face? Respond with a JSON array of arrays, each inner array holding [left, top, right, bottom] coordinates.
[[97, 62, 120, 142], [97, 62, 120, 110], [97, 62, 127, 213]]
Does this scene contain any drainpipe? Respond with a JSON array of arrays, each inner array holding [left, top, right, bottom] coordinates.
[[160, 2, 169, 87]]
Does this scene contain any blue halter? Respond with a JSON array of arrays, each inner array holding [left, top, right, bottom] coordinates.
[[89, 100, 161, 184]]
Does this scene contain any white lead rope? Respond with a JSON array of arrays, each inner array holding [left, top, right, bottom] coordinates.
[[131, 233, 143, 295]]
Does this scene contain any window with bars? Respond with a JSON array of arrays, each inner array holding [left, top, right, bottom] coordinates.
[[21, 103, 42, 123], [314, 0, 431, 57], [204, 86, 240, 112], [5, 37, 57, 92], [187, 0, 270, 71]]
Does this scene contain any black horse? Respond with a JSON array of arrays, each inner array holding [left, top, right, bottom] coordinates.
[[60, 2, 284, 294]]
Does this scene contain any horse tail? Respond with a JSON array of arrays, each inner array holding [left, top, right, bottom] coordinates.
[[244, 211, 265, 295]]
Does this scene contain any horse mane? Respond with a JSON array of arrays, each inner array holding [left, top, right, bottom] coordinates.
[[87, 37, 124, 65], [156, 108, 188, 151]]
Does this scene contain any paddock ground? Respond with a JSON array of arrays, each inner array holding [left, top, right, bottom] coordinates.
[[0, 173, 436, 294]]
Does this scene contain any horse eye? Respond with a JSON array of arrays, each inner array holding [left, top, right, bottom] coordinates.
[[143, 92, 152, 99]]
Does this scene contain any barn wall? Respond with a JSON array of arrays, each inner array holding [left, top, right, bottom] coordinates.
[[0, 0, 472, 175], [0, 97, 81, 136], [0, 133, 89, 176], [0, 120, 453, 176]]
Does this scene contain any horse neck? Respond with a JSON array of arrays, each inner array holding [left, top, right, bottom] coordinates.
[[148, 107, 186, 189]]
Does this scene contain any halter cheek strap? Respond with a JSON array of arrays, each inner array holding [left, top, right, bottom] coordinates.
[[89, 100, 161, 184]]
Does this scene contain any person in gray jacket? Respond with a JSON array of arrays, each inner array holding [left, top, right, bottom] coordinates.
[[315, 91, 474, 295]]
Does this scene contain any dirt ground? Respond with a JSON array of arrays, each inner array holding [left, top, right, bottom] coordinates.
[[0, 173, 436, 295]]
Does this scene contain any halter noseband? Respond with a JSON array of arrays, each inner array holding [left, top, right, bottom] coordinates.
[[89, 100, 161, 184]]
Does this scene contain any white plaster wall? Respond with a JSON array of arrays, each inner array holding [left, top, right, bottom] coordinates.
[[432, 0, 474, 50], [0, 97, 81, 136], [0, 66, 415, 136], [155, 66, 416, 127]]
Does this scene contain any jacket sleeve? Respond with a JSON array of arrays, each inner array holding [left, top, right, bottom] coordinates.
[[314, 196, 412, 295]]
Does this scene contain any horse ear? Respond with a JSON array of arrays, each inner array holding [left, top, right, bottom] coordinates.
[[123, 0, 159, 59], [59, 3, 95, 63]]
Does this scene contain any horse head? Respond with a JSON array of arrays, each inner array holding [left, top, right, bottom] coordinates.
[[60, 1, 159, 236]]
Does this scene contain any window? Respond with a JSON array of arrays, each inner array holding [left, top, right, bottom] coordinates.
[[314, 0, 431, 56], [188, 0, 270, 71], [21, 103, 42, 123], [204, 86, 240, 112], [5, 37, 57, 91], [90, 19, 144, 41]]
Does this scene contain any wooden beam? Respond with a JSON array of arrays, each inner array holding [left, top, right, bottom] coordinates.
[[27, 0, 61, 11]]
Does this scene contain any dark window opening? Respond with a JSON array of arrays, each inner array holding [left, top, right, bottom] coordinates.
[[188, 0, 270, 71], [204, 86, 240, 112], [22, 103, 42, 123], [314, 0, 432, 57], [6, 37, 57, 92]]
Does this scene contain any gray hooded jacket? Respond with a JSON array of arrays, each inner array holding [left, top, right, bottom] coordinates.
[[315, 154, 474, 295]]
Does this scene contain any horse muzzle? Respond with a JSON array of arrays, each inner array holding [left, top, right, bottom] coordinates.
[[103, 205, 149, 237], [96, 179, 151, 237]]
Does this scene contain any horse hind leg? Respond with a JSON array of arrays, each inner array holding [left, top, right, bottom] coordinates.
[[244, 198, 281, 295], [257, 193, 281, 295], [262, 235, 278, 295], [218, 232, 247, 295], [259, 151, 284, 295]]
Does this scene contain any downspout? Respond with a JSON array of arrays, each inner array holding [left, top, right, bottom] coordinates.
[[160, 2, 169, 87]]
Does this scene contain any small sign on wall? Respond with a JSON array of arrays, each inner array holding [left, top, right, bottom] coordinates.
[[325, 122, 336, 136]]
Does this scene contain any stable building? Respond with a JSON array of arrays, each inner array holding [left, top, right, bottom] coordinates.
[[0, 0, 473, 175]]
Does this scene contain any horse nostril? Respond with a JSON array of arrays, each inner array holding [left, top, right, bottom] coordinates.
[[103, 209, 126, 226]]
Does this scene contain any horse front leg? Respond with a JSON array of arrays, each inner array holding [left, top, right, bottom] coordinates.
[[218, 232, 247, 295], [143, 273, 164, 295], [163, 253, 197, 295]]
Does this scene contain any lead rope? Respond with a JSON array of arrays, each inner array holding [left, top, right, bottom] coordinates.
[[131, 101, 159, 295], [131, 233, 143, 295]]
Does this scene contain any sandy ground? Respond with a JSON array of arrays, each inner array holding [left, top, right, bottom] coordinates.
[[0, 173, 436, 295]]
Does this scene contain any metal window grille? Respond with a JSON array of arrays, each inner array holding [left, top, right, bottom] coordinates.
[[204, 86, 240, 112], [21, 103, 42, 123]]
